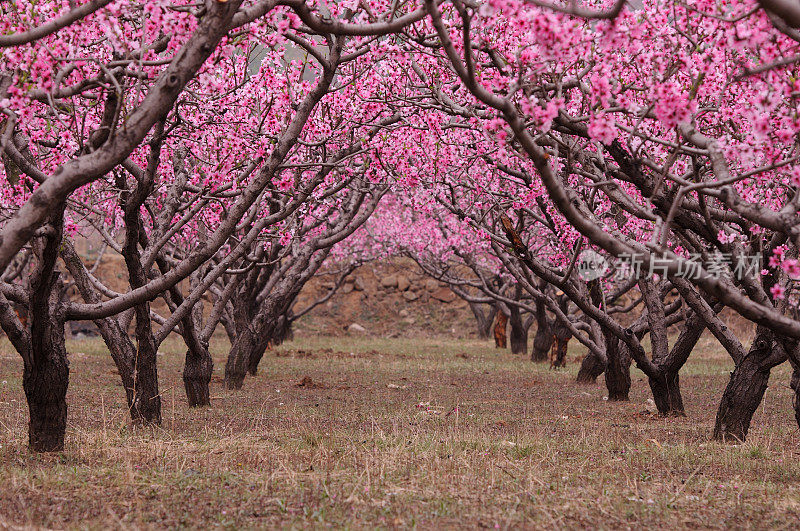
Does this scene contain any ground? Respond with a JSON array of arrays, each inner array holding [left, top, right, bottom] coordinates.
[[1, 332, 799, 528]]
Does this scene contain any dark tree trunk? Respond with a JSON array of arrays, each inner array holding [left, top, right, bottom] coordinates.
[[183, 342, 213, 407], [469, 302, 497, 339], [576, 351, 606, 383], [647, 312, 706, 417], [531, 298, 552, 362], [272, 313, 294, 346], [220, 310, 237, 346], [225, 325, 256, 390], [21, 208, 70, 452], [713, 327, 785, 442], [246, 333, 272, 376], [549, 317, 572, 369], [117, 171, 163, 426], [129, 334, 162, 424], [61, 241, 160, 423], [791, 362, 800, 433], [25, 308, 69, 452], [83, 319, 162, 423], [508, 306, 528, 355], [604, 336, 631, 401], [550, 335, 569, 368], [494, 311, 508, 349], [648, 370, 684, 417]]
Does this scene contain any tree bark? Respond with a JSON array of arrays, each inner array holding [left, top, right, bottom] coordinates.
[[648, 370, 684, 417], [713, 326, 785, 442], [469, 302, 497, 339], [604, 335, 631, 401], [508, 305, 528, 355], [21, 208, 70, 452], [183, 342, 213, 407], [576, 351, 606, 383], [792, 361, 800, 433], [549, 310, 572, 369], [225, 325, 256, 389], [531, 297, 552, 362], [494, 311, 508, 349], [25, 303, 69, 452], [647, 312, 706, 417], [246, 333, 272, 376]]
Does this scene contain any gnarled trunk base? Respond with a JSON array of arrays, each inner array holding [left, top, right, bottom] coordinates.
[[605, 340, 631, 401], [648, 371, 685, 417], [24, 352, 69, 452], [577, 352, 605, 384], [713, 327, 782, 443], [183, 346, 213, 407]]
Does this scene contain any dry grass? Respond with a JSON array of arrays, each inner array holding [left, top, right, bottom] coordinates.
[[1, 332, 800, 529]]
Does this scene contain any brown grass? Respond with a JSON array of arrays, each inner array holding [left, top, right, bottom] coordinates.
[[1, 332, 799, 529]]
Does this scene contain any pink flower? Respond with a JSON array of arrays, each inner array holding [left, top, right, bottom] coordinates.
[[771, 284, 786, 300], [653, 82, 695, 128], [752, 114, 771, 141], [791, 167, 800, 188], [783, 259, 800, 278], [717, 230, 735, 244], [588, 114, 616, 144]]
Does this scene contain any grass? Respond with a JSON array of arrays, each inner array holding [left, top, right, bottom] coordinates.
[[1, 332, 800, 528]]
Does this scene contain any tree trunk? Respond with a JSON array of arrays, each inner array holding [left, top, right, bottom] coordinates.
[[183, 342, 213, 407], [494, 311, 508, 349], [576, 351, 606, 383], [129, 335, 162, 425], [647, 312, 706, 417], [648, 370, 684, 417], [713, 327, 784, 442], [25, 312, 69, 452], [220, 310, 237, 346], [604, 336, 631, 401], [86, 320, 162, 423], [469, 302, 497, 339], [792, 362, 800, 434], [549, 317, 572, 369], [225, 326, 256, 390], [508, 306, 528, 355], [272, 313, 293, 346], [246, 334, 272, 376], [531, 298, 552, 362], [550, 335, 568, 368], [22, 209, 69, 452]]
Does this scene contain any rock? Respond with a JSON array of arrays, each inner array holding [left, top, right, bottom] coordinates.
[[431, 287, 456, 303], [425, 279, 439, 292], [403, 291, 419, 301], [399, 309, 409, 317], [381, 275, 398, 288], [341, 283, 354, 294], [345, 276, 355, 284], [347, 323, 367, 334], [402, 317, 416, 325], [397, 276, 411, 291], [321, 281, 335, 290], [353, 277, 365, 291]]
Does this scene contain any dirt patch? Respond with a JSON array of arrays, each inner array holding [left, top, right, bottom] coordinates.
[[295, 376, 325, 389]]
